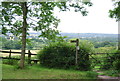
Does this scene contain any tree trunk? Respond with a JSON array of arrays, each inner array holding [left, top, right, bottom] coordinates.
[[118, 21, 120, 50], [19, 2, 28, 69]]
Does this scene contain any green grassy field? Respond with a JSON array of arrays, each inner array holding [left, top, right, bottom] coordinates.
[[2, 64, 98, 79]]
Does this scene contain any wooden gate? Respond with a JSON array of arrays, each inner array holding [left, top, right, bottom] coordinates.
[[89, 53, 120, 70]]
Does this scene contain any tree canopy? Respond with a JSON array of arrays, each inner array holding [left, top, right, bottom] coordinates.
[[2, 2, 92, 40], [1, 1, 92, 68], [109, 1, 120, 21]]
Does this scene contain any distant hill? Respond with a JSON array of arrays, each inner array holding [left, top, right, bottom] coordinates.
[[60, 33, 118, 38], [2, 32, 118, 39], [28, 32, 118, 38]]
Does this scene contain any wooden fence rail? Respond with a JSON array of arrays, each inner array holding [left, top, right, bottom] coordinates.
[[0, 50, 39, 64], [0, 50, 37, 55], [0, 57, 20, 60], [0, 50, 119, 65]]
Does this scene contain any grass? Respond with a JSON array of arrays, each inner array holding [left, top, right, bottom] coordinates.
[[2, 64, 98, 79]]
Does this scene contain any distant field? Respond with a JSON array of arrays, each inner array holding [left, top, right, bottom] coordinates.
[[1, 50, 39, 57]]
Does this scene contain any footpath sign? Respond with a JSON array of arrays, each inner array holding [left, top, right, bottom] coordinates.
[[70, 39, 79, 65]]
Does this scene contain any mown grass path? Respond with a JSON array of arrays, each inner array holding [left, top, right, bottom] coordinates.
[[2, 64, 98, 79], [2, 64, 97, 79]]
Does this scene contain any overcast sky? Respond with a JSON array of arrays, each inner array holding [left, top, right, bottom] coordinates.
[[54, 0, 118, 34]]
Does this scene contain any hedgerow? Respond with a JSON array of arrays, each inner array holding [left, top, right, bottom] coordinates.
[[38, 41, 94, 71]]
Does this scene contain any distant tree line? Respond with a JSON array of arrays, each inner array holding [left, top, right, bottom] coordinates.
[[80, 37, 117, 48], [1, 36, 117, 50], [94, 41, 117, 48], [1, 37, 45, 50]]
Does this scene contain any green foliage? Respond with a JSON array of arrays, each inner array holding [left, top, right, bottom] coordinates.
[[81, 37, 117, 42], [38, 41, 94, 71], [2, 2, 92, 41], [79, 40, 95, 53], [113, 60, 120, 70], [80, 37, 118, 49], [109, 1, 120, 21], [94, 41, 116, 48], [1, 1, 92, 68], [2, 55, 34, 66], [1, 37, 40, 50], [95, 41, 112, 48], [3, 59, 18, 65], [1, 37, 22, 49]]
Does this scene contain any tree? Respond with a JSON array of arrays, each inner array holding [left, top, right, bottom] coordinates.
[[2, 1, 92, 68], [109, 1, 120, 50]]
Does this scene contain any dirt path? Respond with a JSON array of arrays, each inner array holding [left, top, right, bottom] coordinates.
[[98, 75, 120, 79], [96, 71, 120, 80]]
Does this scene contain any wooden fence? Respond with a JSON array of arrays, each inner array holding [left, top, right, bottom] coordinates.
[[0, 50, 39, 64], [0, 50, 119, 66]]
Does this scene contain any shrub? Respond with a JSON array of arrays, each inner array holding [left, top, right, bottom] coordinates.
[[38, 41, 94, 71], [113, 60, 120, 70], [3, 59, 18, 65], [2, 56, 29, 66]]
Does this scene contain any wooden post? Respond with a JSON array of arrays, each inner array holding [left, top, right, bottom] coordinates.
[[9, 50, 11, 59], [118, 21, 120, 50], [118, 38, 120, 50], [9, 50, 11, 64], [75, 39, 79, 65], [70, 39, 79, 65], [28, 50, 31, 65]]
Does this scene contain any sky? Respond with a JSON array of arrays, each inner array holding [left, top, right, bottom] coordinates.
[[53, 0, 118, 34]]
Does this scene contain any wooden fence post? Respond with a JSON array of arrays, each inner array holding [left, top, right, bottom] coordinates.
[[9, 50, 11, 64], [28, 50, 31, 65], [9, 50, 11, 59], [70, 39, 79, 65], [75, 39, 79, 65]]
